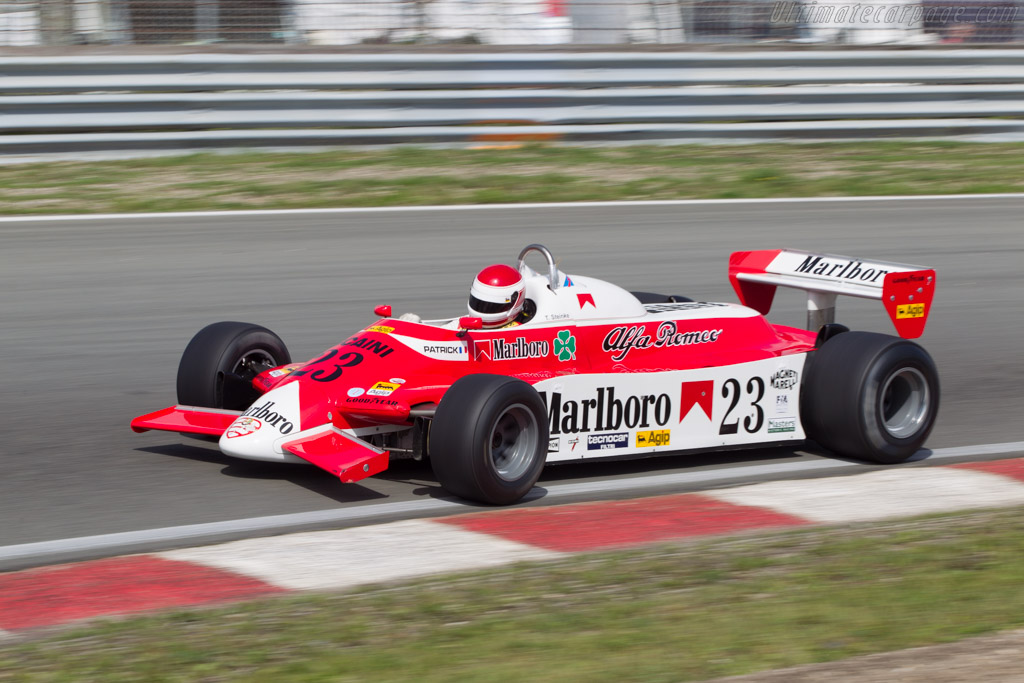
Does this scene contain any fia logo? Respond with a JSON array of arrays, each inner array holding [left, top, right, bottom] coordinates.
[[775, 394, 789, 415]]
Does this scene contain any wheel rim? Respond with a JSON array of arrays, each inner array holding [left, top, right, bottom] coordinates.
[[880, 367, 930, 439], [488, 403, 539, 482]]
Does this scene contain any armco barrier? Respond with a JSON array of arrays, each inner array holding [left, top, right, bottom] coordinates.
[[2, 50, 1024, 154]]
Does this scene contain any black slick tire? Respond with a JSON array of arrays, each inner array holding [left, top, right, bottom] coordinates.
[[801, 331, 939, 464], [176, 321, 291, 411], [430, 374, 549, 505]]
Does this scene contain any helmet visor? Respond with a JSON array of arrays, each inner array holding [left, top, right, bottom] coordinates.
[[469, 293, 515, 314]]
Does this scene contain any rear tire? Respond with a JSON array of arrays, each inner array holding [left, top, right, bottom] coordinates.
[[430, 374, 548, 505], [801, 331, 939, 464], [176, 321, 291, 411]]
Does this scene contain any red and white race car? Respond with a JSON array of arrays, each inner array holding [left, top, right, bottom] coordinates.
[[132, 244, 939, 505]]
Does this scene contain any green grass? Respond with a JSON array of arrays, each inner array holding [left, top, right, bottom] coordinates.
[[3, 141, 1024, 215], [4, 507, 1024, 681]]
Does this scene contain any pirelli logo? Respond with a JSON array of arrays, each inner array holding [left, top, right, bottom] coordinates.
[[636, 429, 670, 448], [896, 303, 926, 319]]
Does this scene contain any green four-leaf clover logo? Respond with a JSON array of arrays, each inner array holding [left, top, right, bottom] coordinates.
[[553, 330, 576, 361]]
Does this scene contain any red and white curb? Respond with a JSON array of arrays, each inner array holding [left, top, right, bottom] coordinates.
[[3, 458, 1024, 634]]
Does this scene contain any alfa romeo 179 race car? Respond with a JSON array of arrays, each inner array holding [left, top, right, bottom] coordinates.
[[132, 244, 939, 505]]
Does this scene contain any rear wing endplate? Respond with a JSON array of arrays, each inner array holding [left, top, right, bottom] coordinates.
[[729, 249, 935, 339]]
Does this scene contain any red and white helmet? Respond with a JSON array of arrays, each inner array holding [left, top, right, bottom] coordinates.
[[468, 264, 526, 328]]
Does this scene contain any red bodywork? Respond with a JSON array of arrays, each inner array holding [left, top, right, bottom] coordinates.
[[133, 247, 935, 488]]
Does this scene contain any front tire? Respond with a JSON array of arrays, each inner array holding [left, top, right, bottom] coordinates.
[[176, 321, 291, 411], [801, 331, 939, 464], [430, 374, 549, 505]]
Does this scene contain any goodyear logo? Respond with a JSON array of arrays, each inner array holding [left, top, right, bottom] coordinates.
[[367, 381, 400, 397], [366, 325, 395, 334], [636, 429, 670, 448], [896, 303, 926, 319]]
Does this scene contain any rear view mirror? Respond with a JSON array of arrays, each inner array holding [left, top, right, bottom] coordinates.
[[374, 305, 392, 318], [457, 316, 483, 338]]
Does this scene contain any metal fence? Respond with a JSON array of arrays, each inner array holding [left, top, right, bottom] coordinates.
[[3, 50, 1024, 155], [1, 0, 1020, 47]]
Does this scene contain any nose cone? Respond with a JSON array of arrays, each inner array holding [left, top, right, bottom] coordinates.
[[219, 382, 301, 462]]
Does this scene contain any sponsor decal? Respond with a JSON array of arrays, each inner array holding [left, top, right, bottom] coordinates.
[[680, 380, 714, 421], [636, 429, 671, 448], [642, 302, 728, 313], [389, 378, 406, 384], [563, 275, 574, 287], [366, 325, 395, 334], [239, 401, 295, 434], [474, 339, 493, 361], [268, 367, 295, 378], [896, 303, 926, 319], [424, 343, 466, 356], [568, 437, 580, 451], [539, 387, 672, 435], [367, 381, 400, 397], [890, 273, 929, 285], [770, 368, 799, 391], [493, 337, 550, 361], [545, 313, 571, 321], [290, 349, 363, 384], [548, 437, 560, 453], [553, 330, 577, 361], [392, 334, 469, 361], [346, 396, 399, 407], [587, 432, 629, 451], [775, 394, 790, 416], [577, 293, 596, 309], [347, 387, 365, 398], [225, 417, 261, 439], [602, 322, 722, 362], [768, 417, 797, 434], [343, 336, 394, 358], [791, 255, 890, 284]]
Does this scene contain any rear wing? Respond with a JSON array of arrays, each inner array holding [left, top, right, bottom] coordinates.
[[729, 249, 935, 339]]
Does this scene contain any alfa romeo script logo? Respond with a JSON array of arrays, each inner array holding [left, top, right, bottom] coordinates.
[[553, 330, 576, 361]]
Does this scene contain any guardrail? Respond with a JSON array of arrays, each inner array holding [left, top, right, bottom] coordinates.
[[2, 50, 1024, 155]]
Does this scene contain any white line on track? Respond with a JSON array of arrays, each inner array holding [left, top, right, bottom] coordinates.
[[1, 193, 1024, 223], [1, 440, 1022, 569]]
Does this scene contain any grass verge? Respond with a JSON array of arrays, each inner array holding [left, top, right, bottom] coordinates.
[[3, 507, 1024, 682], [3, 141, 1024, 215]]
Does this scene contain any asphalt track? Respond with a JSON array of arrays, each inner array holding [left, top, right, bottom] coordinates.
[[2, 196, 1023, 554]]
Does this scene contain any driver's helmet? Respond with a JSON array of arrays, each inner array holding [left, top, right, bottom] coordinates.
[[469, 264, 526, 328]]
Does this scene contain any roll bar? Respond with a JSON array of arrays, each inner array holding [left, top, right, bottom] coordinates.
[[516, 244, 560, 290]]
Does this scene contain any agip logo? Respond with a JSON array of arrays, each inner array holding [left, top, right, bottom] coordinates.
[[367, 381, 400, 397], [636, 429, 671, 448], [896, 303, 926, 319]]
